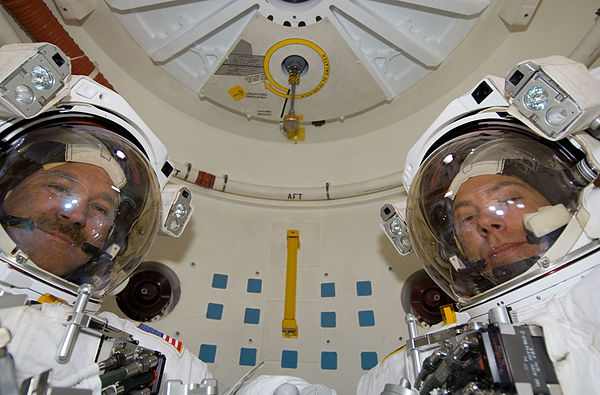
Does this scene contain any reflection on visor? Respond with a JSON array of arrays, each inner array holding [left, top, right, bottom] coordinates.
[[454, 198, 526, 230], [2, 162, 119, 277], [451, 174, 552, 271], [45, 172, 117, 229]]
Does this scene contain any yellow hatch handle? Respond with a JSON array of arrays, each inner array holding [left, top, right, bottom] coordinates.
[[282, 230, 300, 338]]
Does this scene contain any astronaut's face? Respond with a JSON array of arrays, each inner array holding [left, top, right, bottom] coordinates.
[[452, 174, 551, 270], [3, 162, 119, 276]]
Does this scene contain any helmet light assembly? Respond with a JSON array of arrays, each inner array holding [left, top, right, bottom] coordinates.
[[380, 201, 413, 256], [0, 43, 70, 119], [504, 57, 600, 140]]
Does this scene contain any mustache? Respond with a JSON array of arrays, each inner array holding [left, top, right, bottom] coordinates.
[[34, 214, 104, 257], [35, 213, 89, 245]]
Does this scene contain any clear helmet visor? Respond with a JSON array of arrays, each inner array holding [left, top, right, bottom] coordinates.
[[0, 118, 161, 299], [406, 122, 583, 306]]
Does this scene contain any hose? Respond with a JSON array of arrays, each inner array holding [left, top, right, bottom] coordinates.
[[172, 160, 405, 201]]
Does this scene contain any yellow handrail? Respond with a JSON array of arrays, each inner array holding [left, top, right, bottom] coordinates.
[[282, 230, 300, 338]]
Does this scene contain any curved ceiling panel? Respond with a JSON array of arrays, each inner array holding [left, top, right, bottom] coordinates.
[[106, 0, 489, 126]]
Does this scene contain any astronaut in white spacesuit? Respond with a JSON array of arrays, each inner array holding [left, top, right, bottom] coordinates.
[[0, 125, 216, 391], [0, 42, 215, 395], [361, 56, 600, 394]]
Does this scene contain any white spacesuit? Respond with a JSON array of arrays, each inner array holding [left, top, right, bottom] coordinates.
[[0, 42, 214, 395], [361, 56, 600, 394]]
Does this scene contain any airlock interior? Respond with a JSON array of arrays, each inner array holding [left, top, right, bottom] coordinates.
[[2, 0, 598, 393]]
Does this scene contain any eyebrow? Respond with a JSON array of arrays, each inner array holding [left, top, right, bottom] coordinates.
[[46, 170, 119, 208], [452, 180, 528, 212]]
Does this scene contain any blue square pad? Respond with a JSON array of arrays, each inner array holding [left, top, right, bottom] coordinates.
[[244, 308, 260, 325], [321, 312, 336, 328], [281, 350, 298, 369], [321, 282, 335, 298], [361, 351, 378, 370], [212, 273, 228, 289], [240, 347, 257, 366], [199, 344, 217, 363], [247, 278, 262, 293], [206, 303, 223, 320], [356, 280, 372, 296], [321, 351, 337, 370], [358, 310, 375, 327]]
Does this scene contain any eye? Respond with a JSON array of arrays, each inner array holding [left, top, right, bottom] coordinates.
[[461, 215, 476, 224], [453, 205, 479, 228], [46, 183, 69, 194], [456, 213, 477, 228], [92, 204, 109, 216]]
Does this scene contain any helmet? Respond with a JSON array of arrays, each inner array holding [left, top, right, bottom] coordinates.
[[406, 118, 586, 307], [0, 116, 162, 300]]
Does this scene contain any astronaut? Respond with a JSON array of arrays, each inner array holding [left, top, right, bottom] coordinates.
[[0, 42, 212, 394], [361, 56, 600, 394]]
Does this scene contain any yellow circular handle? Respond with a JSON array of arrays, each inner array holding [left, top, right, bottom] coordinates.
[[263, 38, 330, 99]]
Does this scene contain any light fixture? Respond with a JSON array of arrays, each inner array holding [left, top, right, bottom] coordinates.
[[546, 106, 568, 126], [159, 184, 194, 237], [0, 43, 70, 119], [14, 85, 34, 105], [504, 57, 600, 140], [523, 85, 548, 111], [31, 65, 55, 90], [173, 203, 187, 218], [380, 201, 413, 256]]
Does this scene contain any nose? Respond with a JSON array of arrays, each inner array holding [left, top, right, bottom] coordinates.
[[57, 198, 88, 227], [476, 211, 505, 237]]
